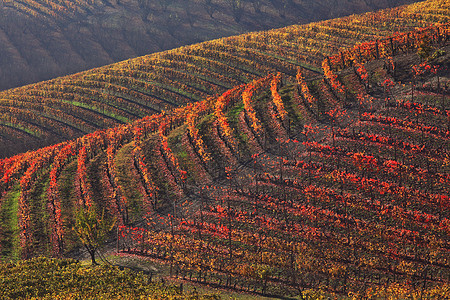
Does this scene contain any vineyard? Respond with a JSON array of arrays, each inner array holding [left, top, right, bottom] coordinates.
[[0, 0, 449, 158], [0, 0, 416, 93], [0, 257, 217, 299], [0, 17, 448, 297]]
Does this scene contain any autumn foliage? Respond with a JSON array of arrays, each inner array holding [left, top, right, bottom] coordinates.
[[0, 6, 449, 299]]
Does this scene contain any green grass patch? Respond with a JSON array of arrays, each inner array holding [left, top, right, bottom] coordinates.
[[0, 184, 21, 261], [227, 102, 249, 145], [227, 103, 245, 124], [178, 150, 189, 159], [0, 121, 41, 137], [60, 99, 130, 123], [169, 125, 198, 185], [197, 113, 216, 132]]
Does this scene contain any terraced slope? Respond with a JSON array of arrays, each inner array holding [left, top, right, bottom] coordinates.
[[0, 0, 415, 92], [0, 25, 448, 298], [0, 0, 448, 158]]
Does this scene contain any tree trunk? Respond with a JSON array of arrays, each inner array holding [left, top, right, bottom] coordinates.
[[89, 249, 98, 265]]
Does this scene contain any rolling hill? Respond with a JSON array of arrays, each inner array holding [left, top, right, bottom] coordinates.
[[0, 18, 448, 298], [0, 0, 448, 158], [0, 0, 417, 92]]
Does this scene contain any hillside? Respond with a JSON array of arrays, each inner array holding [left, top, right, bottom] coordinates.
[[0, 23, 448, 298], [0, 257, 217, 299], [0, 0, 448, 158], [0, 0, 416, 92]]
